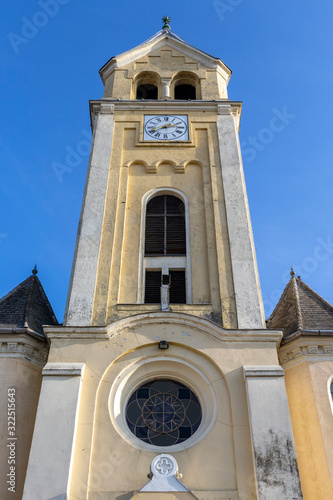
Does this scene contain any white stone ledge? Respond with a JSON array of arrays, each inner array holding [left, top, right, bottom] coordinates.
[[42, 362, 85, 378], [243, 365, 285, 379], [90, 99, 242, 115]]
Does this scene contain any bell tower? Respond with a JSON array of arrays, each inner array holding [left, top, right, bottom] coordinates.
[[63, 20, 265, 331], [23, 21, 303, 500]]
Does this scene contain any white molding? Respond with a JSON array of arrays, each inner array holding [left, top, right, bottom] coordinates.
[[327, 376, 333, 416], [42, 363, 85, 379], [44, 313, 282, 344], [243, 366, 285, 379], [108, 356, 217, 453], [279, 337, 333, 368], [0, 335, 48, 366]]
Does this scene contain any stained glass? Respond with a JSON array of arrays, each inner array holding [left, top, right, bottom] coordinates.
[[126, 379, 202, 446]]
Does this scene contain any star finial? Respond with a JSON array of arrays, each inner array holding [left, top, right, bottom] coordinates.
[[162, 16, 171, 30], [32, 264, 38, 276], [290, 266, 295, 278]]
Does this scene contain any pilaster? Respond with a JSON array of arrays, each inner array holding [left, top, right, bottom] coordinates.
[[243, 365, 303, 499], [22, 363, 85, 500], [64, 104, 115, 326], [217, 105, 265, 329]]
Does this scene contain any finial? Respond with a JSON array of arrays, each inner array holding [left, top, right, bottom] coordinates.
[[290, 266, 295, 278], [162, 15, 171, 30], [32, 264, 38, 276]]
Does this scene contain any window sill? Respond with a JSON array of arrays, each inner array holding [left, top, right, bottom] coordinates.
[[117, 303, 212, 313]]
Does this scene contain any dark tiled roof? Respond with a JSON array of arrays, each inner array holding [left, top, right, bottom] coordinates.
[[0, 274, 58, 338], [266, 276, 333, 338]]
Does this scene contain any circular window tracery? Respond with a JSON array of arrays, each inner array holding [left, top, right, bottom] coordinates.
[[126, 379, 202, 446]]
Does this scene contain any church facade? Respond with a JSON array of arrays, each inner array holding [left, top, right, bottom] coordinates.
[[1, 22, 333, 500]]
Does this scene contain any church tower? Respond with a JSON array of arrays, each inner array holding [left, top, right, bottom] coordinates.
[[23, 20, 303, 500]]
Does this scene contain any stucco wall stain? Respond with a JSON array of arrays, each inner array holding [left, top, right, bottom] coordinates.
[[204, 311, 222, 326], [254, 430, 303, 499]]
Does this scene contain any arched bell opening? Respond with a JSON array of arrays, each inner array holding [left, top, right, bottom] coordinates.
[[134, 71, 162, 100]]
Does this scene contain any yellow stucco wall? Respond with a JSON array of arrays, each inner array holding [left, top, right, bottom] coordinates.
[[0, 358, 42, 500], [91, 110, 237, 329], [284, 359, 333, 500], [45, 318, 279, 500], [103, 46, 228, 100]]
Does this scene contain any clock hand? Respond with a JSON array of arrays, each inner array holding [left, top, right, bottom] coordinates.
[[150, 123, 177, 131]]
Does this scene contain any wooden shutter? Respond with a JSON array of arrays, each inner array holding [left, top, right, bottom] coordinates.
[[145, 270, 161, 303], [169, 270, 186, 304], [145, 195, 186, 255]]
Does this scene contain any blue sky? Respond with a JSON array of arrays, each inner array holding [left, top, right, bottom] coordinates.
[[1, 0, 333, 322]]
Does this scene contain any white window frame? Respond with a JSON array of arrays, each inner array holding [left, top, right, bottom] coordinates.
[[138, 188, 192, 304], [328, 376, 333, 415]]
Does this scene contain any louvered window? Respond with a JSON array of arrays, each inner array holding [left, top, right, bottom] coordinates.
[[145, 270, 162, 303], [169, 270, 186, 304], [145, 195, 186, 255], [144, 269, 186, 304]]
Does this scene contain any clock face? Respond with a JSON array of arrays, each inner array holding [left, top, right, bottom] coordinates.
[[144, 115, 189, 141]]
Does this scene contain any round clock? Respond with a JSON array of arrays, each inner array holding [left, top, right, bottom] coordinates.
[[144, 115, 188, 141]]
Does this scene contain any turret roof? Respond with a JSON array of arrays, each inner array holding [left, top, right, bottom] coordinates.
[[266, 272, 333, 338], [0, 270, 58, 339]]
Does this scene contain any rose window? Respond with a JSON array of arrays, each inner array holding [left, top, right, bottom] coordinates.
[[126, 379, 202, 446]]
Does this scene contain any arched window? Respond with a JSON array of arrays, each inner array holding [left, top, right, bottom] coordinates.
[[141, 192, 191, 306], [172, 72, 200, 100], [134, 71, 161, 100], [145, 195, 186, 256], [175, 84, 196, 100]]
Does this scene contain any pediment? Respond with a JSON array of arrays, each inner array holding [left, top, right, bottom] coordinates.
[[100, 30, 231, 84]]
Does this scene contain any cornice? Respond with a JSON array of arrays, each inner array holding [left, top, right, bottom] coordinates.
[[279, 334, 333, 368], [45, 312, 282, 345], [90, 100, 242, 132], [43, 362, 85, 379], [0, 334, 49, 366], [90, 99, 241, 115], [244, 366, 285, 379]]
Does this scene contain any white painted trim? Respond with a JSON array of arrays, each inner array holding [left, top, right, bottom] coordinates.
[[243, 366, 285, 379], [0, 336, 48, 366], [138, 187, 192, 304], [42, 362, 85, 378], [327, 376, 333, 415], [44, 314, 282, 344]]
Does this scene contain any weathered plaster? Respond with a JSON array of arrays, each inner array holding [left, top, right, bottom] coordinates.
[[244, 366, 302, 499], [64, 105, 115, 326]]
